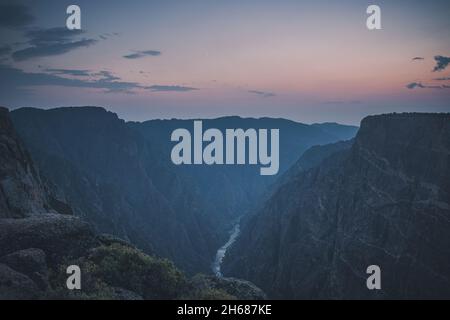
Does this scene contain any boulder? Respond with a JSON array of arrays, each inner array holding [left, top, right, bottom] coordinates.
[[0, 248, 49, 290], [96, 233, 135, 249], [0, 263, 41, 300], [110, 287, 143, 300], [190, 275, 266, 300], [0, 214, 99, 265]]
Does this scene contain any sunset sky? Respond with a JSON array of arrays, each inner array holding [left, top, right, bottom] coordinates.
[[0, 0, 449, 124]]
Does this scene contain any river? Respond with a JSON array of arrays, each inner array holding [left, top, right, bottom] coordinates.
[[212, 218, 241, 277]]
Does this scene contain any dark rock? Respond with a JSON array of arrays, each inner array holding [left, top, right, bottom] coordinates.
[[96, 233, 136, 249], [0, 214, 99, 265], [47, 195, 73, 215], [0, 263, 41, 299], [224, 113, 450, 299], [110, 287, 143, 300], [190, 275, 266, 300], [0, 248, 49, 290], [0, 107, 49, 218]]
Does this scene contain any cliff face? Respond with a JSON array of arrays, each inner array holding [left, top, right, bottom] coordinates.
[[223, 113, 450, 299], [0, 107, 50, 218]]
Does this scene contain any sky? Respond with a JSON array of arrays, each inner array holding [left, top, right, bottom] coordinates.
[[0, 0, 449, 125]]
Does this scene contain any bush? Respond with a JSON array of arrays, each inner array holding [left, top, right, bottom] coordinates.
[[82, 244, 187, 299], [185, 287, 236, 300], [48, 243, 187, 299]]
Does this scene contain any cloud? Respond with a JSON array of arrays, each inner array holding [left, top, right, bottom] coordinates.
[[0, 4, 34, 28], [13, 39, 97, 61], [84, 70, 142, 93], [11, 27, 98, 61], [406, 82, 425, 89], [146, 85, 198, 92], [432, 55, 450, 72], [0, 64, 141, 94], [123, 50, 161, 59], [0, 45, 12, 56], [45, 68, 92, 77], [0, 64, 199, 96], [92, 70, 121, 82], [406, 82, 450, 89], [248, 90, 276, 98], [24, 28, 87, 45], [434, 77, 450, 81], [412, 57, 424, 61], [98, 32, 119, 40]]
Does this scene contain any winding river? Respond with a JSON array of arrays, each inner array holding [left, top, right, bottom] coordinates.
[[212, 219, 241, 277]]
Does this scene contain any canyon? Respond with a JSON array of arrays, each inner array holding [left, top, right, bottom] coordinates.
[[4, 105, 447, 299], [8, 106, 357, 275]]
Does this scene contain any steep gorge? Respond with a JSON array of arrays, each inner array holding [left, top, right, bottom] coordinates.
[[11, 107, 357, 274]]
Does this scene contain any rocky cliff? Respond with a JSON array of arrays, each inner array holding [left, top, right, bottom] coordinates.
[[0, 107, 50, 218], [223, 113, 450, 299]]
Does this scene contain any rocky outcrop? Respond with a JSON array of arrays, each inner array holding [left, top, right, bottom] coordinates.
[[110, 287, 144, 300], [0, 214, 264, 300], [0, 213, 100, 299], [0, 263, 41, 300], [0, 248, 49, 290], [0, 213, 98, 264], [223, 113, 450, 299], [190, 275, 267, 300], [0, 107, 49, 218]]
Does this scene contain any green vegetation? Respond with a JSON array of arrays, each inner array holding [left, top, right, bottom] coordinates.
[[84, 244, 186, 299], [48, 243, 237, 300]]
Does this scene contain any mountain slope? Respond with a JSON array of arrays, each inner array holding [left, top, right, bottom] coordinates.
[[130, 117, 358, 225], [0, 107, 50, 218], [273, 139, 354, 193], [11, 107, 219, 274], [223, 113, 450, 299]]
